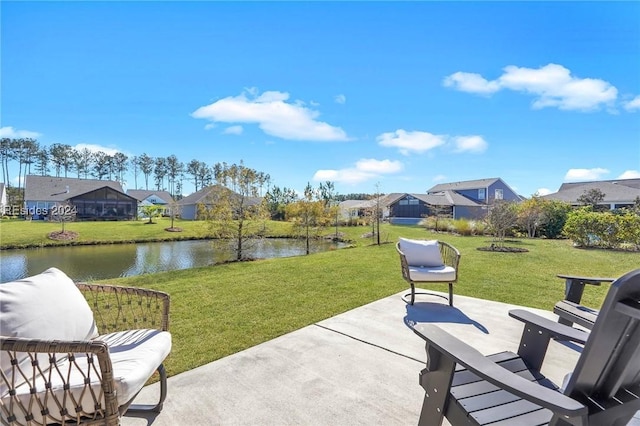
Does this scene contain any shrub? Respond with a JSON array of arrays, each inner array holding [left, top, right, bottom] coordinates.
[[563, 208, 639, 250]]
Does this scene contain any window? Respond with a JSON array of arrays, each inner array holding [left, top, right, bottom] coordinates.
[[478, 188, 485, 200], [495, 189, 503, 200]]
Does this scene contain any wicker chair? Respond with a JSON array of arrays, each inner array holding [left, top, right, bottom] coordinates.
[[0, 268, 171, 426], [397, 238, 461, 306]]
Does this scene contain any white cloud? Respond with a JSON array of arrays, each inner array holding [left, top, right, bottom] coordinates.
[[313, 158, 403, 185], [191, 88, 350, 142], [444, 64, 618, 112], [204, 123, 216, 130], [618, 170, 640, 179], [335, 94, 346, 104], [378, 129, 488, 156], [223, 125, 243, 135], [433, 174, 447, 182], [377, 130, 446, 155], [354, 158, 403, 174], [452, 135, 488, 153], [442, 72, 500, 95], [624, 95, 640, 112], [565, 168, 609, 181], [535, 188, 553, 196], [73, 143, 121, 156], [0, 126, 41, 139]]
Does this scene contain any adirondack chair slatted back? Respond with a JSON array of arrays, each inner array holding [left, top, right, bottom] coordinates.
[[563, 269, 640, 407]]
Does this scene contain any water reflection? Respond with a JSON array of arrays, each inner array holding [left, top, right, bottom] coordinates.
[[0, 238, 344, 283]]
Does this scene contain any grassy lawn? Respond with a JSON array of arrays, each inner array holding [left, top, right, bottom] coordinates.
[[0, 217, 296, 248], [1, 219, 638, 379]]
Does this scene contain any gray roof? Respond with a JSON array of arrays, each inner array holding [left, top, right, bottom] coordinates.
[[127, 190, 175, 203], [177, 185, 222, 205], [542, 179, 640, 204], [24, 175, 125, 202], [387, 192, 482, 208], [339, 196, 388, 210], [427, 178, 501, 193], [558, 178, 640, 192], [413, 191, 482, 207], [178, 185, 262, 206]]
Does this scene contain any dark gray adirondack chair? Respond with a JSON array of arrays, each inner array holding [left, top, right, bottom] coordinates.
[[412, 268, 640, 426]]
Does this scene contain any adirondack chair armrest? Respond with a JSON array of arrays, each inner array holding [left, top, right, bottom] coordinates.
[[509, 309, 589, 344], [412, 323, 588, 420]]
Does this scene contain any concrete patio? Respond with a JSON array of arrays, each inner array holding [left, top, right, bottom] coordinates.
[[122, 289, 638, 426]]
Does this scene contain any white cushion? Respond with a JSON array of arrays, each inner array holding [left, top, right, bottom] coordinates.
[[2, 329, 172, 424], [408, 265, 457, 282], [0, 267, 99, 388], [399, 238, 444, 267]]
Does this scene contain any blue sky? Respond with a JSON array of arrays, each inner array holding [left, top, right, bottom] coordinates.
[[2, 1, 639, 198]]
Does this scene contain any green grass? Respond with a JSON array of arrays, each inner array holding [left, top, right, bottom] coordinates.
[[1, 220, 638, 379], [0, 217, 296, 248]]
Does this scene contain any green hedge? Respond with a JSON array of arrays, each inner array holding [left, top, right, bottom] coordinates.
[[563, 208, 640, 250]]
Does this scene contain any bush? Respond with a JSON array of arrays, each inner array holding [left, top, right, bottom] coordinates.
[[538, 200, 572, 239], [563, 208, 639, 250]]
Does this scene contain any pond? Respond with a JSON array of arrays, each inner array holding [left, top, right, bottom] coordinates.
[[0, 238, 347, 283]]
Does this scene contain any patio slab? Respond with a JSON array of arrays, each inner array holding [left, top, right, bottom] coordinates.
[[122, 289, 637, 425]]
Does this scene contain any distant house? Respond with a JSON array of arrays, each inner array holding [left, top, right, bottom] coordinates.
[[541, 179, 640, 210], [388, 178, 522, 224], [177, 185, 262, 220], [338, 196, 390, 223], [127, 190, 174, 206], [127, 190, 175, 216], [24, 175, 137, 220]]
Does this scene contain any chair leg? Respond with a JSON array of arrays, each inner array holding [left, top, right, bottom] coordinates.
[[402, 283, 416, 305], [127, 364, 168, 413], [448, 283, 453, 307], [410, 283, 416, 305]]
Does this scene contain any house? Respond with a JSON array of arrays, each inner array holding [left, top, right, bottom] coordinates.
[[388, 178, 522, 224], [177, 185, 262, 220], [127, 190, 175, 217], [0, 183, 7, 216], [338, 196, 390, 223], [127, 190, 174, 206], [24, 175, 138, 220], [541, 178, 640, 210]]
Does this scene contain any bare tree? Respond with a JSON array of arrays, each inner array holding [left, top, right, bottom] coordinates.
[[286, 183, 331, 254], [49, 202, 77, 234], [485, 200, 518, 247], [202, 161, 268, 261], [319, 180, 340, 240]]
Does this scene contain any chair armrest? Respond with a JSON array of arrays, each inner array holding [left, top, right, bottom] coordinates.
[[76, 283, 170, 334], [412, 323, 588, 419], [509, 309, 589, 344], [396, 242, 411, 283], [438, 241, 460, 271], [0, 336, 120, 422]]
